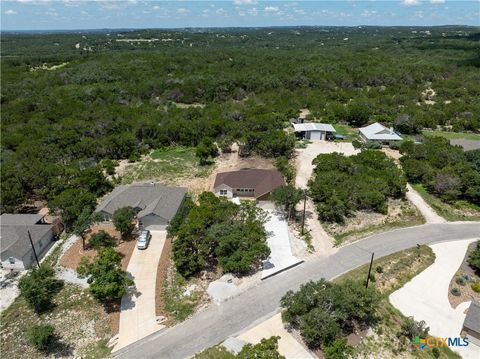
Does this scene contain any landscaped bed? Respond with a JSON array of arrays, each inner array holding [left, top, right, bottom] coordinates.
[[448, 241, 480, 308], [335, 245, 461, 359]]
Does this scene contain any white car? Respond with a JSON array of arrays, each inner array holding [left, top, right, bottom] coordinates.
[[137, 230, 151, 250]]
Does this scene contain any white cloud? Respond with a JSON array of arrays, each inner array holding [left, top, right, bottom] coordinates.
[[45, 8, 58, 16], [5, 9, 18, 15], [152, 5, 160, 10], [233, 0, 257, 5], [176, 8, 190, 14], [361, 10, 378, 17], [216, 8, 227, 16], [402, 0, 421, 6], [430, 0, 445, 4], [294, 9, 306, 15], [264, 6, 279, 13]]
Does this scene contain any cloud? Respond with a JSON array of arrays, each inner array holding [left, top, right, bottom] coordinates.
[[4, 9, 18, 15], [264, 6, 279, 13], [233, 0, 257, 5], [45, 8, 58, 16], [216, 8, 227, 16], [176, 7, 190, 14], [429, 0, 445, 3], [402, 0, 421, 5]]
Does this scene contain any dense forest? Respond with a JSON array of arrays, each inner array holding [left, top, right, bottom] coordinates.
[[1, 26, 479, 215]]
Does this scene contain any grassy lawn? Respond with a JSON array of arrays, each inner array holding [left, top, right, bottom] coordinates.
[[163, 271, 202, 322], [333, 123, 359, 142], [329, 199, 425, 246], [422, 130, 480, 141], [121, 147, 213, 184], [336, 246, 460, 359], [194, 345, 236, 359], [0, 284, 112, 359], [412, 184, 480, 221]]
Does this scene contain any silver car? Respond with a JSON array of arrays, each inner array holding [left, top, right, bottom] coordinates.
[[137, 230, 151, 250]]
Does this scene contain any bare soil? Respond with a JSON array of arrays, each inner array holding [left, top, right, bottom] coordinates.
[[448, 241, 480, 308], [155, 236, 173, 324]]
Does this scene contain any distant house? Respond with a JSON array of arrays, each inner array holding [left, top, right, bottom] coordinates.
[[359, 122, 402, 144], [213, 169, 284, 201], [95, 183, 187, 229], [461, 301, 480, 347], [0, 214, 55, 270], [450, 139, 480, 152], [292, 122, 336, 141]]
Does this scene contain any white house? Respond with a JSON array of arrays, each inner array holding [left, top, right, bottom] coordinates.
[[359, 122, 402, 144], [292, 122, 336, 141]]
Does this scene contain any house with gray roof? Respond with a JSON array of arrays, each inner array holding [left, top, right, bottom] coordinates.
[[95, 183, 187, 229], [0, 214, 55, 270], [292, 122, 336, 141], [462, 300, 480, 346], [359, 122, 402, 144]]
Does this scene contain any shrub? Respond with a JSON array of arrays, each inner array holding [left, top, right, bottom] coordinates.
[[456, 276, 467, 286], [324, 338, 354, 359], [27, 324, 55, 351], [89, 230, 115, 249], [401, 317, 429, 339], [468, 242, 480, 274], [19, 265, 63, 313], [432, 346, 440, 358], [375, 266, 384, 274], [471, 282, 480, 293], [451, 287, 461, 296]]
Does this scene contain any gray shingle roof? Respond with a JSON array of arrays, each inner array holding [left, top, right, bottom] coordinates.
[[0, 215, 53, 261], [95, 183, 187, 222], [0, 214, 44, 225], [463, 300, 480, 333], [214, 169, 284, 199]]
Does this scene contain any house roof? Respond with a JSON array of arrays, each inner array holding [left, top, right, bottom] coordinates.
[[0, 214, 44, 226], [463, 301, 480, 333], [214, 169, 284, 199], [293, 123, 336, 133], [359, 122, 402, 141], [0, 215, 53, 261], [95, 183, 187, 222]]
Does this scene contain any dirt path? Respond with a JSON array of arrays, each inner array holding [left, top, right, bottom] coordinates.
[[294, 142, 358, 255], [406, 184, 446, 224]]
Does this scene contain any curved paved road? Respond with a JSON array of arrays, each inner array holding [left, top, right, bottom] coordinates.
[[116, 222, 479, 359]]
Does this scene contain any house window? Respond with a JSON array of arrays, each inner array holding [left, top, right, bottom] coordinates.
[[8, 257, 15, 264], [219, 189, 228, 196]]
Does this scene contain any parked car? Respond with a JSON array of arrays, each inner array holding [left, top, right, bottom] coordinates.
[[137, 230, 151, 250]]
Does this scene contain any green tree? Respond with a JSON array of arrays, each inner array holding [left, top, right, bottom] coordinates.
[[196, 138, 218, 165], [19, 265, 63, 313], [48, 189, 97, 231], [27, 324, 55, 352], [271, 185, 304, 220], [237, 336, 285, 359], [112, 206, 136, 238], [72, 207, 104, 250], [274, 156, 295, 184], [77, 247, 133, 302]]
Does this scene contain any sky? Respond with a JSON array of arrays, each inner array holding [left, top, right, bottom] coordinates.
[[1, 0, 479, 31]]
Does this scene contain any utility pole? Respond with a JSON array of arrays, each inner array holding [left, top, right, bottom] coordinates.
[[365, 252, 374, 288], [301, 189, 307, 235], [27, 230, 41, 268]]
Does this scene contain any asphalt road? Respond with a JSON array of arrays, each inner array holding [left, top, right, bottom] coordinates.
[[115, 222, 479, 359]]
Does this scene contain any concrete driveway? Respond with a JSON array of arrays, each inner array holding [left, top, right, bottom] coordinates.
[[114, 222, 479, 359], [262, 210, 303, 279], [390, 239, 480, 359], [114, 230, 167, 351]]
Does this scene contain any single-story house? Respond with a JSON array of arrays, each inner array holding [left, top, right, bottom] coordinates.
[[461, 300, 480, 346], [359, 122, 402, 144], [213, 169, 284, 201], [0, 214, 55, 270], [292, 122, 336, 141], [95, 182, 187, 230]]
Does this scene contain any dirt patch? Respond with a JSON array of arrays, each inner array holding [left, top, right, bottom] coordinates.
[[448, 241, 480, 308], [325, 199, 425, 246], [155, 236, 173, 324]]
